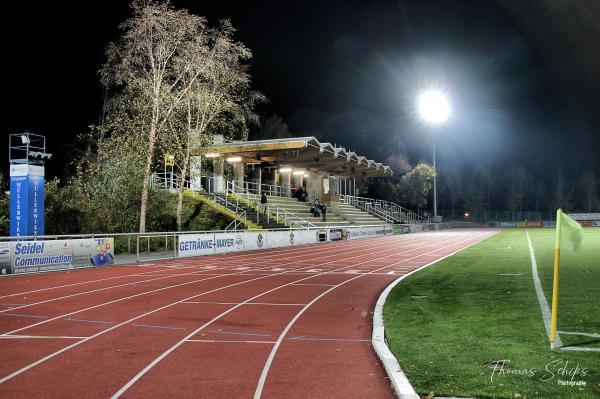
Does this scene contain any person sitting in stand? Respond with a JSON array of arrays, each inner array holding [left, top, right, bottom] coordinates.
[[311, 199, 321, 217], [290, 184, 297, 197], [295, 186, 304, 201], [299, 187, 308, 202]]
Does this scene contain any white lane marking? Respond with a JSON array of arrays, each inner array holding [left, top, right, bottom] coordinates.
[[132, 323, 187, 331], [0, 313, 48, 319], [526, 229, 562, 347], [0, 236, 415, 385], [2, 238, 385, 336], [0, 335, 87, 339], [290, 283, 336, 287], [0, 237, 364, 300], [254, 231, 497, 399], [289, 336, 370, 342], [185, 339, 276, 344], [0, 239, 365, 315], [210, 329, 270, 337], [64, 318, 114, 325], [109, 233, 476, 398], [181, 301, 306, 306]]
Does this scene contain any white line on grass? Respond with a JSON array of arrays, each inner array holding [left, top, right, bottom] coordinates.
[[525, 229, 563, 348], [558, 330, 600, 339]]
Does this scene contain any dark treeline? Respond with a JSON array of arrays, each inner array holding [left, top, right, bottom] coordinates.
[[367, 162, 600, 219]]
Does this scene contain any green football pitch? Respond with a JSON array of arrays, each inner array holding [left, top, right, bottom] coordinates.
[[383, 228, 600, 399]]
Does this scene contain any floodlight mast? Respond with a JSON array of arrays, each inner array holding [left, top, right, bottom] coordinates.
[[417, 90, 450, 220]]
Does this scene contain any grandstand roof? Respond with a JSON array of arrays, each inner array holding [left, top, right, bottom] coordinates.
[[194, 136, 392, 177]]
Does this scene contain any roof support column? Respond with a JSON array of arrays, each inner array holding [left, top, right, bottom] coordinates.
[[233, 162, 244, 191], [281, 171, 291, 197], [212, 157, 225, 193]]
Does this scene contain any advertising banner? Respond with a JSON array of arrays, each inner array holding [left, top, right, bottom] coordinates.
[[408, 224, 423, 233], [328, 228, 343, 241], [10, 238, 114, 274], [592, 221, 600, 227], [71, 238, 114, 268], [267, 231, 296, 248], [9, 164, 45, 237], [579, 221, 593, 227], [568, 213, 600, 221], [243, 232, 266, 251], [543, 221, 556, 228], [214, 233, 244, 254], [0, 242, 10, 274], [178, 233, 216, 258], [393, 225, 409, 234], [346, 225, 389, 240], [293, 230, 319, 246], [526, 221, 543, 228]]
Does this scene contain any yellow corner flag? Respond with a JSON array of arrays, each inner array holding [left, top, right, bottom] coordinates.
[[549, 209, 584, 350]]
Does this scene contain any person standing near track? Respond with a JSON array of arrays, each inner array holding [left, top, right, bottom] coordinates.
[[320, 203, 327, 222], [260, 192, 268, 213]]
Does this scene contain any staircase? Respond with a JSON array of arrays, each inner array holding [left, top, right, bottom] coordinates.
[[232, 191, 387, 227], [153, 172, 419, 229], [340, 195, 425, 224], [185, 191, 286, 230]]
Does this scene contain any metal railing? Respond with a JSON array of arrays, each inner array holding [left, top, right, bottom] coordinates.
[[340, 194, 425, 224], [227, 181, 317, 229]]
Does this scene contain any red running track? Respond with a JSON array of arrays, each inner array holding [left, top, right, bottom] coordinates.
[[0, 229, 496, 398]]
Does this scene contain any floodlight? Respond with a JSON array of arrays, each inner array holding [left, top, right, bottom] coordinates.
[[226, 156, 242, 163], [279, 167, 292, 173], [205, 152, 220, 158], [417, 90, 450, 124], [292, 171, 305, 175]]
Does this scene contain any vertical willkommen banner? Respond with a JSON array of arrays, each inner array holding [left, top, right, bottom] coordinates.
[[28, 165, 45, 236], [10, 164, 45, 237]]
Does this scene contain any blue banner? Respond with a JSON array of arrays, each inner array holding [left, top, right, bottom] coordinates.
[[10, 164, 45, 237]]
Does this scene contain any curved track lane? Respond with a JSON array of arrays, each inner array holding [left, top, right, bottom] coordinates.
[[0, 229, 496, 398]]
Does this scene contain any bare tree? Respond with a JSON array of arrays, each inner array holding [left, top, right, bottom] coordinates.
[[578, 171, 599, 212], [553, 168, 573, 211], [167, 20, 264, 230], [506, 165, 533, 212], [101, 0, 212, 232]]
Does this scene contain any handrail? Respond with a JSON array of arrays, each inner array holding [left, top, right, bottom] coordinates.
[[227, 181, 317, 229], [340, 194, 425, 224]]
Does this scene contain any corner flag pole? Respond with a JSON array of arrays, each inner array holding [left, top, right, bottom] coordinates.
[[550, 208, 562, 350]]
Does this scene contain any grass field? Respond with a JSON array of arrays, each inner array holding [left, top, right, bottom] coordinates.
[[383, 228, 600, 399]]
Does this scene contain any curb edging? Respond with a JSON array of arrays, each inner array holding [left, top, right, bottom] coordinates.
[[372, 232, 497, 399]]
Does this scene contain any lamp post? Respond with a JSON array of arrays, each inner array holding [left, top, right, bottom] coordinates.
[[417, 90, 450, 219]]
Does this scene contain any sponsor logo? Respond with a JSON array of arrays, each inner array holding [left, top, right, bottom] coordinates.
[[257, 233, 264, 248]]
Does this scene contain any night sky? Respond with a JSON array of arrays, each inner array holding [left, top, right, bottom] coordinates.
[[3, 0, 600, 182]]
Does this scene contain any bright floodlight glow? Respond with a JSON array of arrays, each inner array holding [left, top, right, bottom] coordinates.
[[417, 90, 450, 124], [279, 167, 292, 173], [225, 156, 242, 163]]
